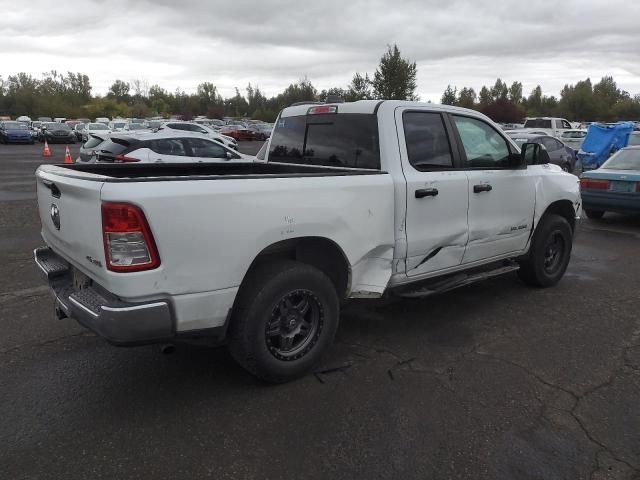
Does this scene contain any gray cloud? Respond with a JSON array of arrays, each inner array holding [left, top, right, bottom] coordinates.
[[1, 0, 639, 100]]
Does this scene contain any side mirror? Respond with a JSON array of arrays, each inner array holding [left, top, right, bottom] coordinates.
[[521, 142, 550, 166], [225, 151, 233, 160]]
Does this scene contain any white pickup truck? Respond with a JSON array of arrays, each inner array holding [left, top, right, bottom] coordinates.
[[521, 117, 574, 137], [34, 100, 581, 382]]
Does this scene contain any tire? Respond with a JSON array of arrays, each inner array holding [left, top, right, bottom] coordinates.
[[518, 214, 573, 288], [562, 162, 571, 172], [585, 209, 605, 220], [228, 260, 339, 383]]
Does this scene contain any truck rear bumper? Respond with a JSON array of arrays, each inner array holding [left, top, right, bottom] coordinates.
[[34, 246, 174, 345]]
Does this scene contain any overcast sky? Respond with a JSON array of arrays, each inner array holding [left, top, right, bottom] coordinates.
[[1, 0, 639, 101]]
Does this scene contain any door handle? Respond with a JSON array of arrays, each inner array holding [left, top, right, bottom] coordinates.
[[473, 184, 492, 193], [415, 188, 439, 198]]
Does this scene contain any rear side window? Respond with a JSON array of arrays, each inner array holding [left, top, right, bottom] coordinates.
[[187, 138, 228, 158], [402, 112, 454, 170], [269, 113, 380, 169], [150, 138, 188, 156], [83, 136, 104, 149], [95, 139, 129, 155]]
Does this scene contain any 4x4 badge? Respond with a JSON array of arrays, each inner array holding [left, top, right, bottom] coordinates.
[[50, 204, 60, 230]]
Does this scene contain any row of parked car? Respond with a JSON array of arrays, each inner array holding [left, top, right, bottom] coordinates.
[[0, 115, 275, 145], [502, 117, 640, 173]]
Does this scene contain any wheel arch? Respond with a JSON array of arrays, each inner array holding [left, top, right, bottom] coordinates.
[[538, 199, 577, 233], [241, 236, 352, 299]]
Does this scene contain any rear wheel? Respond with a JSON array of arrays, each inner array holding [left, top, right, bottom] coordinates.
[[228, 260, 339, 383], [561, 162, 571, 172], [518, 214, 573, 288], [585, 209, 605, 220]]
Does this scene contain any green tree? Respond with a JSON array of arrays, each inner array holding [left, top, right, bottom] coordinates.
[[525, 86, 543, 116], [490, 78, 508, 102], [457, 87, 476, 109], [108, 80, 130, 103], [508, 81, 523, 104], [441, 85, 457, 105], [372, 44, 418, 100], [478, 86, 492, 108], [346, 73, 372, 101]]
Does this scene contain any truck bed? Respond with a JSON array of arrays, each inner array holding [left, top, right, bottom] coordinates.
[[48, 162, 386, 181]]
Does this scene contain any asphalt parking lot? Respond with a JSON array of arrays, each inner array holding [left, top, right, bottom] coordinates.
[[1, 142, 639, 480]]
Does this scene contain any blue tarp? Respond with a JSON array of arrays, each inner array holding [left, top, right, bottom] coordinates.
[[578, 122, 634, 170]]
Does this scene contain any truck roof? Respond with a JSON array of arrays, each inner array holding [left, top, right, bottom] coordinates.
[[280, 100, 489, 118]]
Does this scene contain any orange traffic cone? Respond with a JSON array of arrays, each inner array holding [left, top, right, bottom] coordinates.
[[42, 140, 52, 158], [64, 145, 73, 164]]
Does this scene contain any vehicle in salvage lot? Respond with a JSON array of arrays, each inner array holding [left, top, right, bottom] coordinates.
[[579, 146, 640, 218], [159, 121, 238, 150], [220, 124, 256, 141], [578, 122, 634, 171], [507, 132, 576, 172], [77, 133, 109, 163], [38, 122, 76, 144], [83, 131, 252, 163], [523, 117, 573, 137], [33, 100, 581, 383], [0, 121, 34, 144], [80, 122, 111, 142], [558, 129, 587, 150]]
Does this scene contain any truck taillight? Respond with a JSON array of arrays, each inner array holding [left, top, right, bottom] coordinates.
[[101, 202, 160, 272], [579, 178, 610, 190]]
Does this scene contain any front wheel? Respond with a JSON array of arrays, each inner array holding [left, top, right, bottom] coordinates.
[[518, 214, 573, 288], [228, 260, 339, 383]]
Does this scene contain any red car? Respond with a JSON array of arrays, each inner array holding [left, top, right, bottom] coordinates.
[[220, 125, 257, 141]]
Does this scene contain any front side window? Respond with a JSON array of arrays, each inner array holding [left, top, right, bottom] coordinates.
[[168, 124, 189, 131], [187, 138, 228, 158], [269, 113, 380, 169], [562, 120, 572, 129], [402, 111, 454, 170], [150, 138, 188, 156], [453, 116, 510, 168]]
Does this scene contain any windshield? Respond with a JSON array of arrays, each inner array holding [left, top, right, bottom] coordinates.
[[113, 122, 126, 128], [127, 123, 146, 130], [524, 119, 552, 129], [601, 149, 640, 170], [3, 122, 28, 130], [628, 134, 640, 146], [89, 123, 108, 130], [269, 113, 380, 169], [46, 122, 70, 130]]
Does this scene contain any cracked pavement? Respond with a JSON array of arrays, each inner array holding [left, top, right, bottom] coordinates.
[[1, 144, 640, 479]]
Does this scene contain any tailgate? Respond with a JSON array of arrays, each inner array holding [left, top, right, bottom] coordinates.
[[36, 166, 106, 279]]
